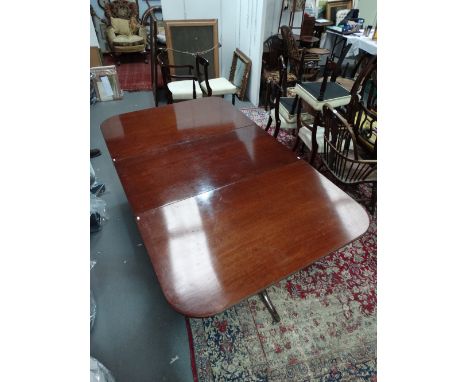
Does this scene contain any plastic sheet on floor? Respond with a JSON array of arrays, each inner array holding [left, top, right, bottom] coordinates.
[[90, 357, 115, 382]]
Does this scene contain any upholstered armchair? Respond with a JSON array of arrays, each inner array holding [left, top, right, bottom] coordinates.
[[103, 0, 148, 65]]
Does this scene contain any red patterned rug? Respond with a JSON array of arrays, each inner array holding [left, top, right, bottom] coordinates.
[[103, 53, 152, 91], [186, 108, 377, 382]]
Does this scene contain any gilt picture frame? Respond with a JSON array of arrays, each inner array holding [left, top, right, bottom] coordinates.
[[90, 65, 123, 101], [325, 0, 352, 25], [228, 49, 252, 101]]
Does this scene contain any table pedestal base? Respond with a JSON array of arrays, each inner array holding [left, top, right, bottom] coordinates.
[[259, 289, 281, 323]]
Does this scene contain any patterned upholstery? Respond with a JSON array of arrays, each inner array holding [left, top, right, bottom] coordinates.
[[264, 70, 297, 84], [104, 0, 147, 56], [113, 34, 145, 46]]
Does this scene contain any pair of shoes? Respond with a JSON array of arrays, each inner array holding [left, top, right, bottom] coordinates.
[[91, 183, 106, 197], [90, 148, 101, 158], [90, 212, 102, 233]]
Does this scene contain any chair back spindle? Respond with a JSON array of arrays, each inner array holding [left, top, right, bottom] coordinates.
[[321, 104, 376, 185]]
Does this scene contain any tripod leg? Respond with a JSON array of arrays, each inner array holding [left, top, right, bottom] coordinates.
[[259, 289, 280, 323]]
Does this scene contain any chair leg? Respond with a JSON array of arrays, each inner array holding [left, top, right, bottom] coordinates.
[[265, 116, 273, 132], [114, 52, 122, 66], [259, 290, 280, 323], [370, 182, 377, 214], [309, 113, 321, 165], [293, 97, 303, 152], [263, 80, 270, 111], [232, 94, 236, 105], [273, 119, 281, 138], [300, 141, 305, 154], [293, 136, 300, 152]]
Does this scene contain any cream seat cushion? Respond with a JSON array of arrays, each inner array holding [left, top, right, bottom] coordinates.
[[298, 126, 325, 152], [200, 78, 237, 95], [113, 34, 144, 46], [168, 80, 203, 100], [295, 82, 351, 111], [270, 110, 297, 130]]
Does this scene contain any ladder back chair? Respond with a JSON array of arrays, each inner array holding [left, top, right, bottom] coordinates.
[[280, 25, 329, 83]]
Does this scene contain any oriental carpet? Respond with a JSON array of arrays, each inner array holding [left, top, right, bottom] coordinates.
[[103, 53, 153, 91], [186, 108, 377, 382]]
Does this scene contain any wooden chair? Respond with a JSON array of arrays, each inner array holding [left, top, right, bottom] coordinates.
[[195, 55, 238, 105], [264, 55, 312, 138], [262, 35, 297, 107], [280, 25, 330, 82], [156, 50, 202, 104], [335, 54, 377, 94], [293, 58, 351, 164], [299, 13, 320, 48], [345, 91, 377, 159], [102, 0, 148, 65], [341, 56, 377, 132], [319, 104, 377, 213], [329, 43, 352, 82]]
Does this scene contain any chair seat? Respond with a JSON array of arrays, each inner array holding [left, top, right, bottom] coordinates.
[[335, 76, 355, 92], [271, 107, 313, 130], [295, 82, 351, 111], [300, 36, 320, 44], [168, 80, 203, 100], [279, 97, 309, 123], [306, 47, 330, 55], [270, 109, 297, 130], [200, 77, 237, 96], [113, 34, 145, 46]]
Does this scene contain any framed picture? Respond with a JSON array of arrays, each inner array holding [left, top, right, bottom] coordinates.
[[90, 65, 123, 101], [325, 0, 352, 25], [229, 49, 252, 101], [164, 19, 219, 78]]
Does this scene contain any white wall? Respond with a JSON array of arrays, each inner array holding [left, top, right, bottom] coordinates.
[[235, 0, 266, 105], [356, 0, 377, 27], [263, 0, 306, 40]]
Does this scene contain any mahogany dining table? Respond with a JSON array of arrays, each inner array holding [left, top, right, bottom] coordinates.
[[100, 97, 369, 322]]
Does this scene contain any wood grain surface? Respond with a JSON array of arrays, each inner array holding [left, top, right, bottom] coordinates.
[[101, 98, 369, 317], [136, 161, 369, 317], [101, 97, 254, 161], [114, 125, 298, 213]]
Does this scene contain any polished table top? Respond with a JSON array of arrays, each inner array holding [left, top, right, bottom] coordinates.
[[101, 97, 254, 161], [101, 97, 369, 317]]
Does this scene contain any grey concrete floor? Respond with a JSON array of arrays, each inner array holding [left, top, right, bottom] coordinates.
[[90, 91, 253, 382]]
